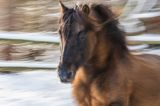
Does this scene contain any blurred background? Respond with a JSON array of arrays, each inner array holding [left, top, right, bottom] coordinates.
[[0, 0, 159, 106]]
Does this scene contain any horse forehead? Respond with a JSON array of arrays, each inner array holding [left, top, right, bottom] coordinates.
[[61, 10, 87, 37], [74, 21, 85, 32], [63, 17, 85, 34]]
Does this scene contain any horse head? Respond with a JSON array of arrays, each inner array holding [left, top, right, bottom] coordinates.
[[58, 2, 97, 83]]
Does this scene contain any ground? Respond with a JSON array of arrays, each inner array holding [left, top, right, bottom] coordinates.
[[0, 70, 75, 106]]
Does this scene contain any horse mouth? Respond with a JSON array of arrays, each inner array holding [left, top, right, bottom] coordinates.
[[60, 78, 73, 83]]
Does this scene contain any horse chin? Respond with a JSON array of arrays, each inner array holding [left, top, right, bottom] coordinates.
[[60, 73, 75, 84], [60, 78, 73, 84]]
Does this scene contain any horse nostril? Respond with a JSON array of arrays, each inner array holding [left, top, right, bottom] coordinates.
[[67, 71, 72, 78], [58, 70, 73, 83]]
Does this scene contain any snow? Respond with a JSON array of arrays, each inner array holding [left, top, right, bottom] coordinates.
[[127, 34, 160, 43], [0, 71, 75, 106], [0, 61, 58, 69], [0, 32, 60, 43], [142, 49, 160, 56], [43, 13, 61, 18], [129, 11, 160, 19], [128, 44, 149, 50], [0, 32, 160, 44]]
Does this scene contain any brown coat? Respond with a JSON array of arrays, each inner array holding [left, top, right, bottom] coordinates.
[[73, 54, 160, 106]]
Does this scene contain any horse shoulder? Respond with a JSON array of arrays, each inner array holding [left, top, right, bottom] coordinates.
[[90, 66, 133, 106], [128, 54, 160, 106]]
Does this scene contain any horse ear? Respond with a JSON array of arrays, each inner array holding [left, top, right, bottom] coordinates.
[[75, 4, 79, 10], [59, 1, 68, 13], [82, 4, 90, 15]]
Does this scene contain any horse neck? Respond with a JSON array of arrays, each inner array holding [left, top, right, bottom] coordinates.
[[87, 25, 130, 72], [76, 33, 131, 85]]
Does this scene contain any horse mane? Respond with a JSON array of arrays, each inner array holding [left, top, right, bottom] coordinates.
[[90, 4, 129, 57]]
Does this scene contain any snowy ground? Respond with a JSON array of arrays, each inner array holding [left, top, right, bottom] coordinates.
[[0, 71, 75, 106]]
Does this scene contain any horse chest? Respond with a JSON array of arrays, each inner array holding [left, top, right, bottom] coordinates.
[[90, 90, 107, 106], [73, 82, 107, 106], [90, 84, 123, 106], [76, 84, 108, 106], [73, 73, 133, 106]]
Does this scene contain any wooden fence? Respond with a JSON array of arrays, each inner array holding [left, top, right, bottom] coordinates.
[[0, 31, 159, 69], [0, 32, 160, 44]]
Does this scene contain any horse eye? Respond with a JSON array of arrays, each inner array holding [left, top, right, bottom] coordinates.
[[58, 29, 62, 35], [78, 31, 85, 40]]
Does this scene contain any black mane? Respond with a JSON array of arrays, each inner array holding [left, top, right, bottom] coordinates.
[[91, 4, 128, 55]]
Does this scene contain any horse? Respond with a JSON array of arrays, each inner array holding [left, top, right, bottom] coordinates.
[[58, 1, 160, 106]]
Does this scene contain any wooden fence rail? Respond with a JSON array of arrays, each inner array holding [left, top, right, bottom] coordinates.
[[0, 61, 58, 69], [0, 32, 160, 44]]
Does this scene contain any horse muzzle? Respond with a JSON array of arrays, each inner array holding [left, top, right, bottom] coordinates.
[[58, 68, 74, 83]]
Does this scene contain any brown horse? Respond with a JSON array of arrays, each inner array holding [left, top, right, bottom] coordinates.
[[58, 2, 160, 106]]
